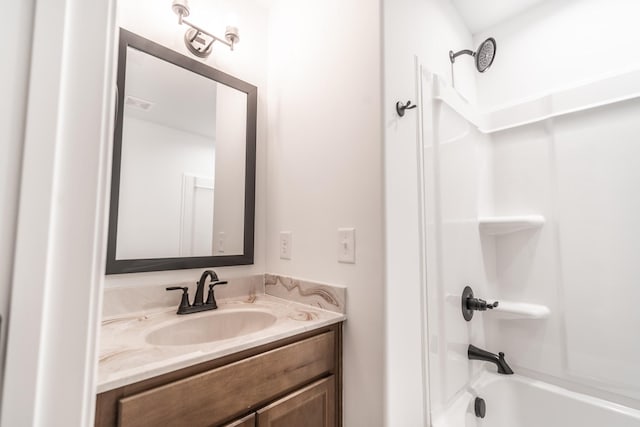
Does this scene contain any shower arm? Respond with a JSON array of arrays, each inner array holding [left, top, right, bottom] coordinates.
[[449, 49, 475, 63]]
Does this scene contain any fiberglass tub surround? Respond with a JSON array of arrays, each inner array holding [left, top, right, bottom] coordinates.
[[98, 274, 345, 392], [435, 371, 640, 427], [420, 66, 640, 423]]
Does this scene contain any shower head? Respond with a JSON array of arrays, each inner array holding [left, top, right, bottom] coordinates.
[[475, 38, 496, 72], [449, 37, 497, 73]]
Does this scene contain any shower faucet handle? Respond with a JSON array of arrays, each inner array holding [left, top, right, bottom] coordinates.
[[461, 286, 499, 321], [467, 297, 499, 311], [478, 298, 500, 311]]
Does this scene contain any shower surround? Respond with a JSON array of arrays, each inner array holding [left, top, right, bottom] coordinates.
[[419, 67, 640, 423]]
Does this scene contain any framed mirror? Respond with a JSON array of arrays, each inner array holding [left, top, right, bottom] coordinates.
[[106, 29, 257, 274]]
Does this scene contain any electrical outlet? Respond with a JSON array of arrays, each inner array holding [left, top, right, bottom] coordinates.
[[338, 228, 355, 264], [280, 231, 292, 260]]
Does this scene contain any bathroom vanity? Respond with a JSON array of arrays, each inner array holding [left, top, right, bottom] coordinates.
[[95, 324, 341, 427], [95, 281, 346, 427], [97, 21, 348, 426]]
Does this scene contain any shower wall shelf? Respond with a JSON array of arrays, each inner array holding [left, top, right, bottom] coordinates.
[[488, 300, 551, 320], [433, 68, 640, 134], [478, 215, 545, 235]]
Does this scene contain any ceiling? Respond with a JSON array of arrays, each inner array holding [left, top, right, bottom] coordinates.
[[451, 0, 549, 34]]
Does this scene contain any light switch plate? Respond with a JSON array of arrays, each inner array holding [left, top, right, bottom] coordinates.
[[338, 228, 355, 264], [280, 231, 292, 260], [217, 232, 225, 254]]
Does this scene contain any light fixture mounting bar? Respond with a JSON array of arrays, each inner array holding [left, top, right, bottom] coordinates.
[[182, 18, 235, 50]]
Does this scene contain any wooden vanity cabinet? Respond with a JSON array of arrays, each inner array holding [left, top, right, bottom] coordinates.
[[95, 323, 342, 427], [222, 414, 255, 427]]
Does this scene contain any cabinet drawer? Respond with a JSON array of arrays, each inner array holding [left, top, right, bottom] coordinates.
[[118, 331, 335, 427]]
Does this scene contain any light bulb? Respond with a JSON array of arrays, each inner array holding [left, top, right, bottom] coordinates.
[[172, 0, 190, 18]]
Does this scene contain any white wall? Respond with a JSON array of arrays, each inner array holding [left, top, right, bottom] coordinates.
[[383, 0, 476, 424], [118, 117, 215, 259], [106, 0, 268, 287], [266, 0, 384, 424], [0, 0, 35, 410], [213, 85, 248, 255], [474, 0, 640, 110]]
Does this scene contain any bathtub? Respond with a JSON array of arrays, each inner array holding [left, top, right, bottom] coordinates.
[[433, 371, 640, 427]]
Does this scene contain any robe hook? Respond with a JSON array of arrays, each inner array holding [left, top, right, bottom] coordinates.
[[396, 100, 417, 117]]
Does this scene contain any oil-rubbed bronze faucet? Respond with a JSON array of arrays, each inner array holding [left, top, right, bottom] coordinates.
[[468, 344, 514, 375], [166, 270, 227, 315]]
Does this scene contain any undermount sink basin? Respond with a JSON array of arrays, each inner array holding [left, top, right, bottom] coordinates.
[[146, 309, 277, 346]]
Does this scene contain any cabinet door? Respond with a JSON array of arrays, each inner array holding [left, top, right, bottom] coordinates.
[[257, 376, 335, 427], [222, 413, 255, 427], [118, 332, 334, 427]]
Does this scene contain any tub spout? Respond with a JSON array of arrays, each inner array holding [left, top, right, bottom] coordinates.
[[468, 344, 514, 375]]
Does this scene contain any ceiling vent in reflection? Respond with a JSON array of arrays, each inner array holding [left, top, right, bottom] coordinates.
[[125, 95, 155, 112]]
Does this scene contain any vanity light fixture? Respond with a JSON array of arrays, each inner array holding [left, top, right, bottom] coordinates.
[[171, 0, 240, 59]]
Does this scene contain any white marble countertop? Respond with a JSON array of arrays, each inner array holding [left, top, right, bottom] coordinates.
[[97, 294, 345, 393]]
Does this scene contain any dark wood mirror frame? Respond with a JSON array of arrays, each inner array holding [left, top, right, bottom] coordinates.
[[106, 29, 257, 274]]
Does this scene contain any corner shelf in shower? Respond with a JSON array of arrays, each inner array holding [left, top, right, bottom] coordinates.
[[478, 215, 545, 235], [489, 300, 551, 320]]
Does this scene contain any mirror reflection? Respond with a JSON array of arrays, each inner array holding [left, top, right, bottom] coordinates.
[[106, 29, 256, 274], [118, 47, 246, 259]]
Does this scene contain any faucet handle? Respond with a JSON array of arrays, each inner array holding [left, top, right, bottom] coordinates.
[[468, 297, 499, 311], [205, 280, 227, 309], [205, 281, 228, 308], [166, 286, 190, 313], [462, 286, 500, 321]]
